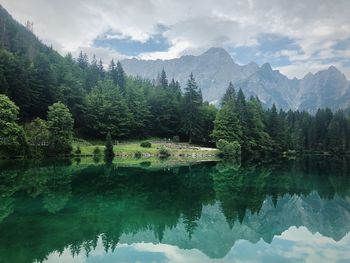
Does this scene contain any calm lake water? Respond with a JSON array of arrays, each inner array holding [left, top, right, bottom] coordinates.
[[1, 157, 350, 263]]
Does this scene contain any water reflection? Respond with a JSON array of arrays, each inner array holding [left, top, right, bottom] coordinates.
[[0, 156, 350, 262]]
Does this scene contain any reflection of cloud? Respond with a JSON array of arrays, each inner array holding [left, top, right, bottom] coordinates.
[[226, 226, 350, 263], [44, 249, 86, 263], [42, 226, 350, 263]]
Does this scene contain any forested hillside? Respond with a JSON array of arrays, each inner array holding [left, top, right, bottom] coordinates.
[[0, 5, 216, 143], [1, 4, 350, 159]]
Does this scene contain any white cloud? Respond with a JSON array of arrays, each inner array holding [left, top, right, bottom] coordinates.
[[1, 0, 350, 77]]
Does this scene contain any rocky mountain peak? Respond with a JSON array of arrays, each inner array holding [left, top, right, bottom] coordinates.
[[260, 62, 273, 72], [202, 47, 231, 58]]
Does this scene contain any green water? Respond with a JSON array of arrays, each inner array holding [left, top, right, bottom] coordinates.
[[1, 157, 350, 263]]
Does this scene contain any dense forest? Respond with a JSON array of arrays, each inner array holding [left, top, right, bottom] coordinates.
[[1, 5, 350, 158]]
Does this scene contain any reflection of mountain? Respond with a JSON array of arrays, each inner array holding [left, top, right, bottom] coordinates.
[[120, 193, 350, 259], [0, 157, 350, 262]]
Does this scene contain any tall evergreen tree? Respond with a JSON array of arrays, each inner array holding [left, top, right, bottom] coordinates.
[[159, 68, 168, 88], [98, 59, 105, 80], [221, 82, 236, 106], [212, 97, 242, 143], [77, 51, 89, 70], [116, 61, 126, 94], [104, 132, 115, 161], [181, 73, 203, 143]]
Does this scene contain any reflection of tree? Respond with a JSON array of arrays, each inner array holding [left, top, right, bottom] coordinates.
[[214, 156, 350, 229], [0, 196, 14, 224], [0, 157, 350, 262], [43, 167, 72, 213], [213, 163, 271, 227], [0, 169, 17, 224]]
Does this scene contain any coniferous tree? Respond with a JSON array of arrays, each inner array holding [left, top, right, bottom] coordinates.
[[221, 82, 236, 106], [98, 59, 105, 80], [116, 61, 126, 94], [328, 110, 348, 152], [86, 54, 100, 91], [182, 73, 202, 143], [125, 78, 152, 137], [158, 68, 168, 88], [108, 59, 117, 85], [85, 80, 132, 138], [212, 94, 242, 143], [104, 132, 114, 160], [77, 51, 89, 70]]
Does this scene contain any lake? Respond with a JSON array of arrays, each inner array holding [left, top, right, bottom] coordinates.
[[0, 156, 350, 263]]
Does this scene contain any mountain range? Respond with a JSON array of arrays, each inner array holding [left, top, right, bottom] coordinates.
[[122, 47, 350, 112]]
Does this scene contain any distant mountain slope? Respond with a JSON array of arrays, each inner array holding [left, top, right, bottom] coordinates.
[[122, 47, 260, 104], [122, 48, 350, 112]]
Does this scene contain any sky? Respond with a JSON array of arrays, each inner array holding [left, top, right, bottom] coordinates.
[[1, 0, 350, 79]]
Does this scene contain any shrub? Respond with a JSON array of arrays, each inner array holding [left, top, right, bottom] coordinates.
[[75, 146, 81, 155], [158, 146, 171, 157], [93, 146, 101, 156], [216, 139, 229, 151], [134, 151, 142, 158], [140, 141, 152, 148]]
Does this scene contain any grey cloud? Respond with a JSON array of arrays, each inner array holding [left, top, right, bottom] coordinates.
[[1, 0, 350, 77]]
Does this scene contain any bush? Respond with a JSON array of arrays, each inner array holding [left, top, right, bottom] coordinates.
[[216, 139, 229, 151], [140, 141, 152, 148], [222, 141, 241, 159], [75, 146, 81, 155], [93, 146, 101, 156], [134, 151, 142, 158], [158, 146, 171, 157]]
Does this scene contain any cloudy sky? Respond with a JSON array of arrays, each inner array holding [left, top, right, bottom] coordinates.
[[1, 0, 350, 78]]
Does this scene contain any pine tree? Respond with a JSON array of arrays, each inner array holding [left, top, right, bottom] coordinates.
[[98, 59, 105, 80], [77, 51, 89, 70], [212, 97, 242, 143], [159, 68, 168, 88], [221, 82, 236, 106], [86, 54, 100, 91], [116, 61, 126, 94], [104, 132, 114, 160], [181, 73, 203, 143], [108, 59, 117, 85]]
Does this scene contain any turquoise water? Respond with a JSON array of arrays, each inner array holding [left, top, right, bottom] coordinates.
[[0, 157, 350, 263]]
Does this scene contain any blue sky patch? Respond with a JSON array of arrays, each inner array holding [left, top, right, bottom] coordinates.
[[333, 38, 350, 50], [229, 33, 301, 67], [93, 32, 170, 57]]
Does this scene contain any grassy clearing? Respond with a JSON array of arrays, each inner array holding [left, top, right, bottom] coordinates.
[[72, 140, 219, 159]]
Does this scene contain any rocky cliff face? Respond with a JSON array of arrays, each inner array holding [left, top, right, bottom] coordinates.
[[122, 48, 350, 112]]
